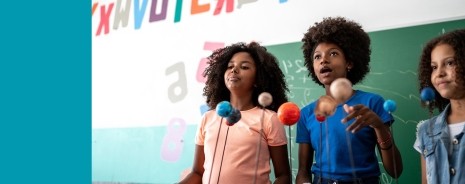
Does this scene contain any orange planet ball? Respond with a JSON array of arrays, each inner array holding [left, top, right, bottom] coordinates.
[[314, 95, 337, 117], [277, 102, 301, 125]]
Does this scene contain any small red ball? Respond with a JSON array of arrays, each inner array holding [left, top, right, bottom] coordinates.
[[316, 115, 326, 122], [277, 102, 300, 126], [226, 121, 235, 126]]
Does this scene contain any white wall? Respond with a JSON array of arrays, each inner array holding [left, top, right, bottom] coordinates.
[[92, 0, 465, 129]]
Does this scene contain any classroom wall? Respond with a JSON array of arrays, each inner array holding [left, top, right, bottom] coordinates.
[[92, 0, 465, 183]]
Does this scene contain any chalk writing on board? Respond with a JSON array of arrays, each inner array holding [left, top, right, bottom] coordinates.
[[279, 59, 325, 107]]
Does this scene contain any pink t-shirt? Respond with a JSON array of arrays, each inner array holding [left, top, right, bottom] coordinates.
[[196, 106, 287, 184]]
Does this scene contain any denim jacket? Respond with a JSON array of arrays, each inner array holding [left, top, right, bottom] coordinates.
[[414, 104, 465, 183]]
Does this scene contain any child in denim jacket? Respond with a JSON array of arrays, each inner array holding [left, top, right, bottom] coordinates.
[[414, 29, 465, 183]]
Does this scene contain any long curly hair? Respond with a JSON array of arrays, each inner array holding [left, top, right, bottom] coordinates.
[[418, 29, 465, 112], [301, 17, 371, 87], [203, 42, 289, 112]]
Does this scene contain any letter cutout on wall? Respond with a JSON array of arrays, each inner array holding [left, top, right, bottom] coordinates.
[[113, 0, 132, 29], [134, 0, 149, 29], [92, 3, 99, 15], [191, 0, 210, 14], [213, 0, 234, 15], [166, 62, 188, 103], [237, 0, 257, 8], [160, 118, 187, 162], [149, 0, 168, 22], [174, 0, 183, 22], [196, 42, 225, 83], [96, 3, 115, 35]]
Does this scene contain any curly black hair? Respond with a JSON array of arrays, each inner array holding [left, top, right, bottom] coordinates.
[[202, 42, 289, 112], [301, 17, 371, 87], [418, 29, 465, 112]]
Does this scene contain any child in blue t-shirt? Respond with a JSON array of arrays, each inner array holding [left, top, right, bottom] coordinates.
[[295, 17, 403, 184]]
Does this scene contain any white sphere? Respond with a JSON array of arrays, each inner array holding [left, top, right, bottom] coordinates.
[[258, 92, 273, 107], [330, 78, 353, 104]]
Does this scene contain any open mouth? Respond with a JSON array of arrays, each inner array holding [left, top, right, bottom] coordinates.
[[320, 66, 332, 74]]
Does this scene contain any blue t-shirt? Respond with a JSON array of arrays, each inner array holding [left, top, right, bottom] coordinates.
[[296, 90, 393, 180]]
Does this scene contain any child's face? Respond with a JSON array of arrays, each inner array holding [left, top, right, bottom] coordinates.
[[430, 43, 465, 99], [312, 42, 352, 87], [224, 52, 257, 94]]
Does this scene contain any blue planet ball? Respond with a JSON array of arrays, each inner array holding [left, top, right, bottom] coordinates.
[[216, 101, 232, 117], [420, 87, 435, 102], [383, 99, 397, 113]]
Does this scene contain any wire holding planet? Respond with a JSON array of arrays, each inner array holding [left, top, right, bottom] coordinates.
[[383, 99, 399, 184], [209, 101, 242, 184], [253, 92, 273, 184], [277, 101, 300, 183], [314, 94, 337, 181], [329, 78, 357, 181]]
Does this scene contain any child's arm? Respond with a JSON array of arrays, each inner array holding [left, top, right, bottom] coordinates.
[[374, 124, 403, 178], [420, 156, 427, 184], [178, 145, 205, 184], [269, 145, 291, 184], [342, 104, 403, 178], [295, 143, 313, 184]]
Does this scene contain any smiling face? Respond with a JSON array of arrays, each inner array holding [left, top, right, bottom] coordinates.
[[224, 52, 257, 94], [312, 42, 352, 87], [430, 43, 465, 99]]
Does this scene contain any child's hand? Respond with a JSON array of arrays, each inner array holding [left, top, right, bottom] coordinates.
[[341, 104, 384, 133]]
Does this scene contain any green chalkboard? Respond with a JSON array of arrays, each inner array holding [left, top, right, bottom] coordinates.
[[266, 19, 465, 184]]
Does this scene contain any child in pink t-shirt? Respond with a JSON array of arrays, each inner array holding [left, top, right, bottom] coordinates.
[[179, 42, 291, 184]]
